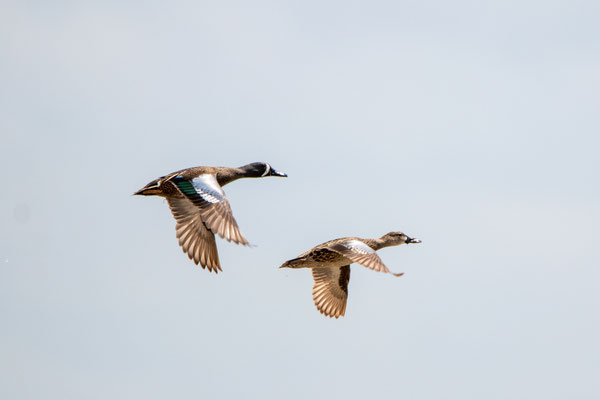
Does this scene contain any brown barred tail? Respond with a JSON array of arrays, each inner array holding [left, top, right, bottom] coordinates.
[[279, 257, 305, 269], [134, 180, 162, 196]]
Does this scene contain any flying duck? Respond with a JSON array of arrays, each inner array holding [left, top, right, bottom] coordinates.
[[280, 232, 421, 318], [135, 162, 287, 273]]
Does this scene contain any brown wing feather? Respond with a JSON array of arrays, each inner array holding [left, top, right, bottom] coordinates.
[[170, 174, 249, 245], [198, 201, 249, 245], [326, 241, 403, 276], [312, 266, 351, 318], [326, 242, 389, 273], [167, 197, 221, 273]]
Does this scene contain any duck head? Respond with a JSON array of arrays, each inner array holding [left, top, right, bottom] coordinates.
[[379, 231, 422, 246], [241, 162, 287, 178]]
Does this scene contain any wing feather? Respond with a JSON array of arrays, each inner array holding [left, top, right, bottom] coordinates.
[[171, 174, 249, 245], [326, 240, 403, 276], [167, 197, 221, 273], [311, 266, 351, 318]]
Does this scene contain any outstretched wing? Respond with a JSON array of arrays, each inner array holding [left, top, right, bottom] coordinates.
[[312, 265, 351, 318], [171, 174, 249, 245], [326, 240, 403, 276], [166, 196, 221, 273]]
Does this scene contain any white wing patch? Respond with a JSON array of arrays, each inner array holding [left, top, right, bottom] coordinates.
[[338, 240, 376, 255], [191, 175, 226, 204], [326, 239, 401, 275]]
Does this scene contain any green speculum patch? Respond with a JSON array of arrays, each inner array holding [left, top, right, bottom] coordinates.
[[175, 180, 197, 195]]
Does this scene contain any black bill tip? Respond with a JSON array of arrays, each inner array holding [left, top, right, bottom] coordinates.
[[271, 169, 288, 177]]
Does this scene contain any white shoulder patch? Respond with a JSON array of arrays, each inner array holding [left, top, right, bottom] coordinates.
[[191, 175, 226, 203]]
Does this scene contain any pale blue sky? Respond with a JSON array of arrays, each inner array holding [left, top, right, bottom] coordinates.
[[1, 1, 599, 399]]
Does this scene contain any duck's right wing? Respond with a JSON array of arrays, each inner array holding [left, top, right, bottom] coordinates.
[[326, 240, 403, 276], [170, 174, 249, 245], [166, 196, 221, 273], [312, 265, 350, 318]]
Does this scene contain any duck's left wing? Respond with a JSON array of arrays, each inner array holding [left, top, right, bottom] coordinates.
[[326, 240, 403, 276], [171, 174, 249, 245], [312, 265, 350, 318], [166, 196, 221, 273]]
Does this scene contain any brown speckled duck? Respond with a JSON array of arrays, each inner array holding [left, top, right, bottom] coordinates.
[[280, 232, 421, 318], [135, 162, 287, 273]]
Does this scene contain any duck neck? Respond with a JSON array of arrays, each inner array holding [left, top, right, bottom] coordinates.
[[217, 163, 269, 186], [363, 237, 398, 251], [362, 238, 387, 251], [215, 168, 246, 186]]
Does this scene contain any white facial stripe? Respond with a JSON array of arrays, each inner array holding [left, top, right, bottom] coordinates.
[[261, 163, 271, 177]]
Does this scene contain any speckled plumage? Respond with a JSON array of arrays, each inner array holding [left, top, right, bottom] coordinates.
[[135, 162, 287, 273], [280, 232, 421, 318]]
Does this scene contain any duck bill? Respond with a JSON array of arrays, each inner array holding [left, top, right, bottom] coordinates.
[[269, 169, 288, 177], [406, 237, 422, 244]]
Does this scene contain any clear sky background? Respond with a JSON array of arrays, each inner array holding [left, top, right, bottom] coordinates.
[[1, 1, 599, 399]]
